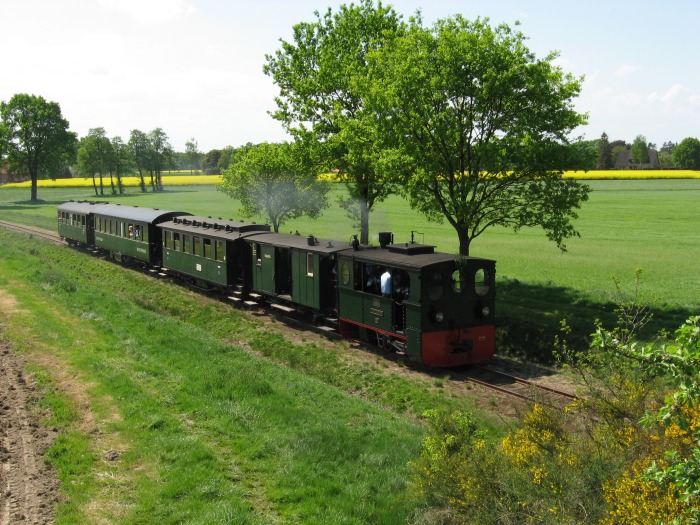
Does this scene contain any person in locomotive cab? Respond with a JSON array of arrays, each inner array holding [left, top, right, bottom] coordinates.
[[380, 268, 392, 297]]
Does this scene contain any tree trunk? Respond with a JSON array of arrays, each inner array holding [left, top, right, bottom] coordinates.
[[92, 174, 98, 197], [456, 226, 471, 256], [137, 167, 146, 192], [359, 198, 369, 245], [30, 174, 38, 202]]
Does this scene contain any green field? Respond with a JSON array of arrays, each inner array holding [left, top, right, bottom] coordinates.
[[1, 180, 699, 522], [2, 179, 698, 356]]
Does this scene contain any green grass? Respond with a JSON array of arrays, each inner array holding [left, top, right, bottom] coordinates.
[[2, 179, 699, 521], [1, 230, 507, 523]]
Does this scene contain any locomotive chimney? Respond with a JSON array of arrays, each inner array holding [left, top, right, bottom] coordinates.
[[378, 232, 393, 248]]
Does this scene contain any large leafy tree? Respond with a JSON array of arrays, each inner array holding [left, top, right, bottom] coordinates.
[[218, 142, 330, 233], [630, 134, 650, 167], [77, 127, 113, 196], [0, 93, 76, 202], [110, 136, 131, 195], [128, 129, 150, 192], [184, 138, 201, 175], [264, 0, 405, 244], [201, 149, 222, 174], [596, 132, 614, 169], [672, 137, 700, 169], [147, 128, 173, 192], [368, 16, 590, 256]]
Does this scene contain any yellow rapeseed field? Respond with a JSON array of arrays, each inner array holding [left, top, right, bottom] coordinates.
[[2, 170, 698, 189], [2, 175, 223, 188]]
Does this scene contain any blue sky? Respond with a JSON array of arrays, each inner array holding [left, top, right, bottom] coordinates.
[[2, 0, 699, 152]]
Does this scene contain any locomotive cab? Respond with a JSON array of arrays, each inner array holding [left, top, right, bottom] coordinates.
[[337, 241, 496, 366], [416, 257, 496, 366]]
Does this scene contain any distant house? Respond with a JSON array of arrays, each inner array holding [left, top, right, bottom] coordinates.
[[615, 149, 660, 169]]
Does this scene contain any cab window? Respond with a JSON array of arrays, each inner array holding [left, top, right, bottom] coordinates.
[[452, 270, 467, 293], [475, 268, 490, 296], [427, 271, 444, 301]]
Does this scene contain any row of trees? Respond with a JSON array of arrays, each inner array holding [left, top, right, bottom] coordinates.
[[3, 2, 699, 256], [77, 127, 178, 196], [591, 133, 700, 170], [0, 92, 247, 200]]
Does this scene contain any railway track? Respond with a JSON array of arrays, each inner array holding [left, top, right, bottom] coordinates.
[[455, 363, 579, 409], [0, 220, 63, 244]]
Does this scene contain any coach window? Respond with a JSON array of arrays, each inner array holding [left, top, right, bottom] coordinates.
[[134, 225, 142, 241], [183, 234, 191, 253], [173, 232, 181, 251], [475, 268, 490, 296], [81, 215, 86, 227], [215, 240, 225, 262], [306, 253, 314, 277], [164, 231, 171, 249], [193, 236, 201, 256], [203, 238, 212, 259]]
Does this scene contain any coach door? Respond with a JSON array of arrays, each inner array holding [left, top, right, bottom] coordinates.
[[256, 243, 276, 294]]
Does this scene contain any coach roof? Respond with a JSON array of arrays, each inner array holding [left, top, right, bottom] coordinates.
[[158, 215, 270, 239], [58, 200, 101, 215], [245, 232, 354, 254], [92, 203, 190, 224]]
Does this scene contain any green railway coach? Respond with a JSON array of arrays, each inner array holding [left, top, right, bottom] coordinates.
[[57, 201, 98, 246], [92, 204, 189, 266], [244, 233, 353, 316], [158, 216, 270, 290]]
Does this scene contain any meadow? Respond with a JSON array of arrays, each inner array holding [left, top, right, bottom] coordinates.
[[1, 177, 699, 522], [2, 176, 698, 351]]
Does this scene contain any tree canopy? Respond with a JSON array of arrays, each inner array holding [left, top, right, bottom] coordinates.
[[264, 0, 404, 244], [76, 127, 113, 196], [630, 134, 651, 166], [672, 137, 700, 169], [0, 93, 76, 202], [218, 142, 330, 232], [367, 15, 590, 255]]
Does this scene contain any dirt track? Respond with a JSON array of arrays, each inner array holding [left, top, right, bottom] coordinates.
[[0, 338, 59, 524]]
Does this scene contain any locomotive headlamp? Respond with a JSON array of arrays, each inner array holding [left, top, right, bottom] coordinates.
[[435, 312, 444, 322], [481, 306, 490, 317]]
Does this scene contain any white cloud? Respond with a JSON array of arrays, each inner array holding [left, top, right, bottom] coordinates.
[[96, 0, 197, 25], [661, 84, 689, 102], [614, 64, 641, 77]]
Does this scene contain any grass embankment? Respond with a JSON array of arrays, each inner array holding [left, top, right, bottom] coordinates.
[[0, 230, 502, 524]]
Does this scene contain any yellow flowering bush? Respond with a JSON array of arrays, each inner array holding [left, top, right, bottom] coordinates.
[[601, 461, 691, 525]]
